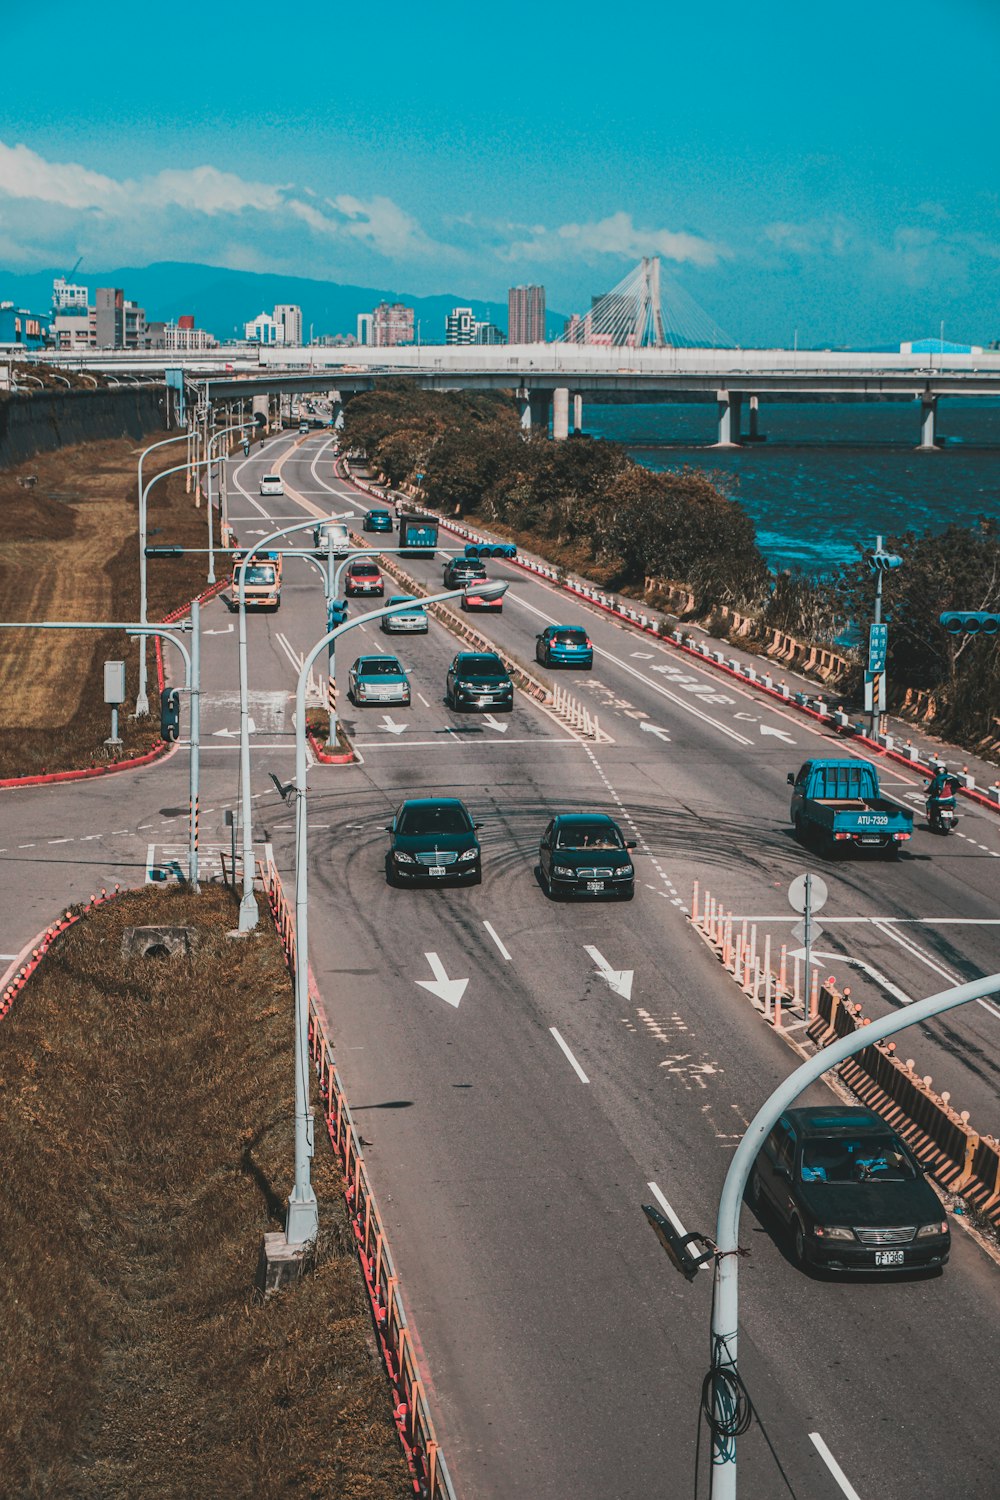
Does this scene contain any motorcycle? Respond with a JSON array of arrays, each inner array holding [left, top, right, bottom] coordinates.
[[925, 783, 958, 834]]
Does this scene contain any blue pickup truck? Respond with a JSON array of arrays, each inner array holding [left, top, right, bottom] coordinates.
[[788, 759, 913, 857]]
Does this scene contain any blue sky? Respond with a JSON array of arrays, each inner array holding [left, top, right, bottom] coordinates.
[[2, 0, 998, 344]]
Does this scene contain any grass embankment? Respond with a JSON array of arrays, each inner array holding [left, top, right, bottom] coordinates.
[[0, 885, 412, 1500], [0, 435, 222, 778]]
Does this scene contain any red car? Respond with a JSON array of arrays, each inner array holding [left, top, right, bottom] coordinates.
[[461, 579, 503, 612], [345, 560, 384, 597]]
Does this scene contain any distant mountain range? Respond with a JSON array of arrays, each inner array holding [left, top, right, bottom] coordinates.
[[0, 261, 568, 343]]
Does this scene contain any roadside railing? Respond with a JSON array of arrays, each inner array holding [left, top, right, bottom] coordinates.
[[261, 856, 458, 1500]]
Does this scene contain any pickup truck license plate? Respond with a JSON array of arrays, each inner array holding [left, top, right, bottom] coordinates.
[[860, 835, 883, 844], [586, 880, 605, 892], [875, 1249, 904, 1266], [429, 866, 446, 876]]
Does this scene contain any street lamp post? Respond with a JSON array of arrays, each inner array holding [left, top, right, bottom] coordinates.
[[136, 431, 196, 715], [234, 515, 352, 933], [707, 968, 1000, 1500], [283, 580, 508, 1245], [204, 418, 247, 583], [136, 454, 212, 717]]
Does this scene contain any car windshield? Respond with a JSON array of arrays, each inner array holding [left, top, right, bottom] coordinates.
[[352, 564, 379, 575], [460, 655, 504, 676], [397, 805, 472, 836], [388, 597, 419, 608], [241, 566, 276, 585], [799, 1136, 917, 1183], [553, 629, 588, 644], [555, 822, 623, 850], [360, 659, 403, 677], [262, 476, 280, 484]]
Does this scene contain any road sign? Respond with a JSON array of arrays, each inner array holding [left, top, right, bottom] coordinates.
[[788, 874, 828, 913], [868, 623, 888, 673], [864, 671, 886, 713], [791, 919, 824, 945]]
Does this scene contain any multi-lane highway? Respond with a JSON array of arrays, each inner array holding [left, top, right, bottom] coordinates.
[[2, 428, 998, 1500]]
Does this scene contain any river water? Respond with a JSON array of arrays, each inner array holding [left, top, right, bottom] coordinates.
[[586, 400, 1000, 575]]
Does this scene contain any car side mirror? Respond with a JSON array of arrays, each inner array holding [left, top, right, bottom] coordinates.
[[626, 839, 637, 849], [786, 772, 795, 786], [774, 1164, 791, 1181], [541, 837, 550, 849], [473, 821, 481, 829], [383, 824, 393, 832]]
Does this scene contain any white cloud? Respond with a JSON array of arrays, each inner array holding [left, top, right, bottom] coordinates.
[[763, 216, 854, 257], [502, 211, 723, 268]]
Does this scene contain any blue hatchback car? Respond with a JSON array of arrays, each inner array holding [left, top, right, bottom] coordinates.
[[363, 508, 393, 533], [535, 625, 594, 669]]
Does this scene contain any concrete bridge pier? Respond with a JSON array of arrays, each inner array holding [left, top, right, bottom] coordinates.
[[524, 390, 551, 435], [746, 394, 767, 442], [714, 390, 743, 447], [918, 396, 938, 450], [572, 392, 584, 434], [553, 387, 570, 441]]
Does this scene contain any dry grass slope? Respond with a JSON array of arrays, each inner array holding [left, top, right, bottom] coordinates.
[[0, 885, 413, 1499], [0, 435, 222, 776]]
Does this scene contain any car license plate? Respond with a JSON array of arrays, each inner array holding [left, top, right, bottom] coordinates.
[[860, 835, 882, 844], [586, 880, 605, 892], [875, 1249, 904, 1266], [429, 865, 446, 876]]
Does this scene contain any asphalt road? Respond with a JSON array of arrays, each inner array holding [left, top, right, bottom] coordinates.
[[2, 428, 998, 1500]]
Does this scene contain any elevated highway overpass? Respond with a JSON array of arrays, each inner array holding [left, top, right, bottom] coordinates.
[[36, 342, 1000, 447]]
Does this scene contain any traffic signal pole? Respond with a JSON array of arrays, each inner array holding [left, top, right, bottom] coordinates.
[[870, 534, 884, 739]]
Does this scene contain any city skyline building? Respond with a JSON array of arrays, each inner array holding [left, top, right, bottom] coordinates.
[[445, 306, 475, 345], [274, 302, 303, 345], [508, 284, 545, 343], [52, 277, 89, 312], [372, 301, 414, 346]]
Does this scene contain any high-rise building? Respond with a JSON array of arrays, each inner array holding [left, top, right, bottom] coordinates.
[[357, 312, 374, 345], [94, 288, 146, 348], [507, 284, 545, 344], [274, 303, 303, 345], [372, 301, 414, 346], [245, 310, 282, 344], [147, 320, 217, 351], [474, 320, 506, 345], [445, 307, 475, 345], [52, 277, 89, 311]]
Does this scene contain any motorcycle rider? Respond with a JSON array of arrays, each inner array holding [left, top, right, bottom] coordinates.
[[925, 765, 957, 830]]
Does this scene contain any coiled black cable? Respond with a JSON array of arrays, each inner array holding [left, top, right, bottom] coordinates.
[[700, 1360, 754, 1440]]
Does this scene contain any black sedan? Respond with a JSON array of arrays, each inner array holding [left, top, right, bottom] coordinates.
[[750, 1106, 950, 1274], [385, 797, 481, 886], [445, 652, 514, 712], [538, 813, 636, 900]]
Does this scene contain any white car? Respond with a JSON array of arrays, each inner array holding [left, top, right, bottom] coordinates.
[[259, 474, 284, 496]]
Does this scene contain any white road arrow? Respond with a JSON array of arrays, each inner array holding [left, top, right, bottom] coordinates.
[[584, 945, 634, 1000], [415, 952, 468, 1008], [640, 721, 671, 742], [204, 623, 234, 636], [481, 713, 509, 733], [760, 724, 796, 744], [211, 727, 239, 738], [381, 715, 408, 735]]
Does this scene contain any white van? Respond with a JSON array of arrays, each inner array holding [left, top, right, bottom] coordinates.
[[314, 520, 350, 557], [259, 474, 284, 496]]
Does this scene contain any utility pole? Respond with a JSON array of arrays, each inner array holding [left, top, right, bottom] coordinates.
[[867, 535, 901, 739]]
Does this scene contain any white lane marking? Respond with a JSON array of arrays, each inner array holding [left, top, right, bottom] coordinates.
[[713, 915, 1000, 925], [417, 692, 430, 707], [647, 1181, 711, 1271], [0, 953, 18, 960], [509, 592, 752, 745], [483, 921, 512, 960], [808, 1433, 863, 1500], [18, 843, 36, 849], [380, 715, 408, 735], [550, 1027, 589, 1082], [352, 736, 581, 750], [584, 944, 634, 1000], [870, 919, 960, 985], [481, 712, 510, 734], [47, 837, 73, 844], [640, 722, 671, 742], [760, 723, 796, 743], [810, 951, 913, 1007]]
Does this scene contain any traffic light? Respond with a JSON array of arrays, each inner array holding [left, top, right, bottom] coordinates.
[[160, 687, 180, 742], [465, 542, 517, 560], [939, 611, 1000, 636], [869, 550, 902, 573], [327, 599, 348, 629]]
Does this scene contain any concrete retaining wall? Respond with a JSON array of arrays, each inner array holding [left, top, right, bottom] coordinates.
[[0, 387, 166, 469]]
